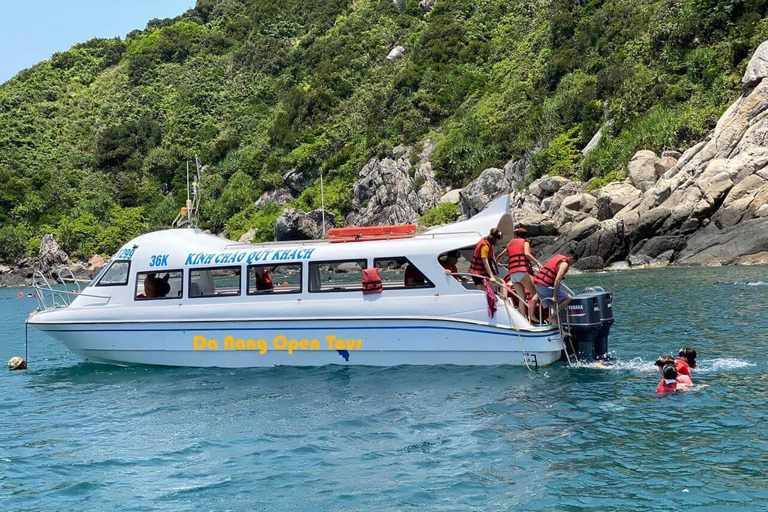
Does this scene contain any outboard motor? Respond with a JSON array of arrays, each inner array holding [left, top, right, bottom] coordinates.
[[558, 294, 602, 361], [580, 287, 614, 359]]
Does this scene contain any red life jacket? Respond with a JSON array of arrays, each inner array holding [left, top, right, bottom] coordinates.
[[505, 238, 532, 274], [534, 255, 569, 286], [677, 374, 693, 385], [440, 260, 458, 274], [470, 239, 492, 277], [656, 379, 677, 394], [255, 269, 273, 291], [362, 268, 383, 295], [675, 359, 692, 378]]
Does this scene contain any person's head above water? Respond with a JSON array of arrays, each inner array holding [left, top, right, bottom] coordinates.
[[662, 363, 678, 382], [678, 347, 697, 368], [655, 355, 675, 372]]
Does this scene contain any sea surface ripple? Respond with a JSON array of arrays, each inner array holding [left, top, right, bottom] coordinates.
[[1, 266, 767, 511]]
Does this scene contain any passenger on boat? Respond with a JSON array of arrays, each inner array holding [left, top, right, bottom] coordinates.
[[440, 251, 466, 282], [532, 253, 575, 325], [140, 274, 170, 299], [469, 228, 504, 290], [254, 268, 274, 291], [676, 347, 697, 379], [496, 227, 541, 319], [404, 264, 427, 287]]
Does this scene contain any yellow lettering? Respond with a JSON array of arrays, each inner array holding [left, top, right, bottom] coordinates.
[[193, 335, 207, 350], [247, 339, 256, 350], [274, 335, 287, 350], [208, 338, 218, 350], [356, 339, 362, 350], [257, 339, 268, 354], [310, 339, 319, 350], [326, 335, 336, 350], [288, 338, 299, 354], [334, 338, 345, 350], [299, 339, 309, 351], [224, 335, 235, 350]]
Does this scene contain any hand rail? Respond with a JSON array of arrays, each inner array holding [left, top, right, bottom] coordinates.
[[32, 268, 110, 311]]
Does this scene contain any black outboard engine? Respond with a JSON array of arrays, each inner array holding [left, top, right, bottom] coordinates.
[[580, 287, 614, 359], [558, 294, 602, 361]]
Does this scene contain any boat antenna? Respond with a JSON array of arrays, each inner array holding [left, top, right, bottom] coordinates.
[[186, 161, 192, 228], [320, 171, 326, 237]]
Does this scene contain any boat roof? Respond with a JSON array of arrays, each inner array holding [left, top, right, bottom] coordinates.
[[115, 196, 514, 265]]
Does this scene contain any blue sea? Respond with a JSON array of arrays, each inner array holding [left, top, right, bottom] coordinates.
[[1, 266, 767, 511]]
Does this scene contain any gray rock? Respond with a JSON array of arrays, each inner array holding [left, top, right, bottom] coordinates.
[[567, 217, 600, 242], [275, 208, 335, 241], [419, 0, 437, 11], [503, 154, 531, 187], [239, 228, 257, 244], [459, 167, 510, 217], [742, 40, 768, 86], [386, 46, 405, 62], [595, 181, 642, 220], [661, 150, 682, 160], [628, 150, 666, 192], [347, 151, 422, 226], [254, 188, 292, 210], [528, 175, 569, 199], [515, 213, 558, 237], [283, 168, 309, 196], [675, 218, 768, 265], [39, 234, 69, 273], [440, 189, 461, 204]]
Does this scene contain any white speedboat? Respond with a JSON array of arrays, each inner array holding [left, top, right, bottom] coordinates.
[[28, 197, 612, 368]]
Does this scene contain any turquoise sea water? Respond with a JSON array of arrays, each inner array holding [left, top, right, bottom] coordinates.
[[1, 266, 767, 511]]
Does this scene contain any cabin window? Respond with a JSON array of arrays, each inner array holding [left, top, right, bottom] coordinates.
[[95, 260, 130, 287], [437, 248, 472, 278], [189, 266, 241, 298], [248, 264, 302, 295], [374, 258, 434, 289], [308, 260, 367, 293], [134, 270, 183, 300]]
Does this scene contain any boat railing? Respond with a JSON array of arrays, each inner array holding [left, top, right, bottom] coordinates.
[[32, 269, 110, 311]]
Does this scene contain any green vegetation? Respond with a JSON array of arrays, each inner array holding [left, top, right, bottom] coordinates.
[[419, 202, 459, 227], [1, 0, 766, 262]]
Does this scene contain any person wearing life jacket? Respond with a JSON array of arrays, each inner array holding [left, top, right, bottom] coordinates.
[[656, 355, 693, 386], [656, 363, 680, 394], [496, 227, 542, 319], [469, 228, 504, 290], [533, 252, 575, 325], [440, 250, 466, 282], [404, 263, 427, 287], [675, 347, 697, 380], [254, 268, 274, 292]]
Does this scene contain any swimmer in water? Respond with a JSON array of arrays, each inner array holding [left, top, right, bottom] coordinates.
[[655, 355, 693, 393], [675, 347, 697, 380]]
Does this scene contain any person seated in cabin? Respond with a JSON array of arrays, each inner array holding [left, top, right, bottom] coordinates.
[[254, 268, 274, 292], [469, 228, 505, 290], [676, 347, 697, 380], [532, 252, 576, 326], [139, 274, 170, 299], [404, 263, 427, 287], [439, 251, 467, 282]]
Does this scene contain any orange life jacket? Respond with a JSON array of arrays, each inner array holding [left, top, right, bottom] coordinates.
[[505, 238, 532, 274], [469, 239, 492, 277], [675, 358, 692, 379], [362, 268, 383, 295], [656, 379, 677, 394], [533, 255, 568, 286]]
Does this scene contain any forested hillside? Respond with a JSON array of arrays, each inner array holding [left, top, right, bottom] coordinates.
[[1, 0, 766, 262]]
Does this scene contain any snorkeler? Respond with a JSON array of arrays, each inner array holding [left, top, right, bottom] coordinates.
[[656, 363, 680, 394]]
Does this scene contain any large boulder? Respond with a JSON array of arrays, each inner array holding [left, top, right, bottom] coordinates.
[[459, 167, 510, 217], [275, 208, 335, 241], [528, 175, 569, 199], [39, 234, 69, 273], [440, 189, 461, 204], [282, 168, 309, 196], [515, 213, 558, 237], [595, 181, 643, 220], [743, 40, 768, 86], [87, 254, 107, 271], [628, 150, 666, 192], [675, 218, 768, 265], [347, 148, 432, 226], [255, 188, 292, 210], [503, 154, 531, 187]]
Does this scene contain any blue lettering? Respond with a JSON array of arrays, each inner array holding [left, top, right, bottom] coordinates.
[[185, 253, 196, 265], [214, 253, 224, 264], [303, 248, 315, 259], [236, 252, 246, 262], [204, 254, 214, 265]]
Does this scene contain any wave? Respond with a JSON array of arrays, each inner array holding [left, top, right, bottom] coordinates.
[[716, 281, 768, 286], [577, 357, 755, 373]]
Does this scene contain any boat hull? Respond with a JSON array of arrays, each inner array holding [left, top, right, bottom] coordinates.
[[32, 318, 563, 368]]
